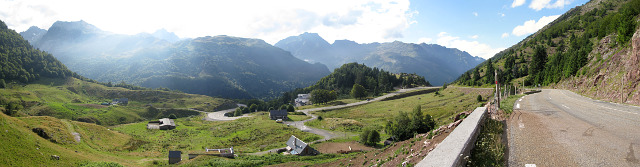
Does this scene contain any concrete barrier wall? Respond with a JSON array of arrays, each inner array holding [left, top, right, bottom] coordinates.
[[416, 107, 487, 167]]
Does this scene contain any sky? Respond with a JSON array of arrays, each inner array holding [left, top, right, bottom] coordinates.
[[0, 0, 589, 59]]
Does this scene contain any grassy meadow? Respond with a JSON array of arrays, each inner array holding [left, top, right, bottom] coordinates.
[[305, 87, 493, 140], [0, 77, 234, 126], [113, 112, 321, 155]]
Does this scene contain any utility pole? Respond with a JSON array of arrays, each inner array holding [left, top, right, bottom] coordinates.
[[496, 69, 500, 108], [621, 74, 624, 103]]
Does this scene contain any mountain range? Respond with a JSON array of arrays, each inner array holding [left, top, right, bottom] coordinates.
[[21, 21, 330, 99], [275, 32, 485, 85]]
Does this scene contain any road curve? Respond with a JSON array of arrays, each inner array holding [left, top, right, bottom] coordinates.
[[508, 89, 640, 167], [288, 87, 439, 140], [248, 86, 438, 155], [204, 104, 248, 121]]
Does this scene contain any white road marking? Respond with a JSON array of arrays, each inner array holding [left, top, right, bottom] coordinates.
[[600, 105, 639, 115], [562, 105, 570, 109], [516, 103, 520, 109], [519, 120, 525, 129], [525, 164, 537, 167]]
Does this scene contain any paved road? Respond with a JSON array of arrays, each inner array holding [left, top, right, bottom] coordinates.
[[248, 86, 438, 155], [289, 86, 439, 140], [203, 104, 248, 121], [508, 89, 640, 167]]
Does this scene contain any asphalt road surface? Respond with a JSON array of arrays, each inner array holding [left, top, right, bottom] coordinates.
[[508, 89, 640, 167]]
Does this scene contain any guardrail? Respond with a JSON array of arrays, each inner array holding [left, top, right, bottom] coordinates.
[[416, 107, 487, 167]]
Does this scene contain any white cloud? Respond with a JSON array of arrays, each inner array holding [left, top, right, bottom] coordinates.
[[512, 0, 526, 8], [417, 37, 433, 44], [0, 0, 416, 44], [512, 15, 559, 36], [499, 13, 506, 17], [470, 35, 479, 39], [473, 12, 478, 17], [501, 33, 510, 38], [436, 32, 505, 59], [529, 0, 572, 11]]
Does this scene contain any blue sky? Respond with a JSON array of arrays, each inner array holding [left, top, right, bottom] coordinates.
[[404, 0, 589, 59], [0, 0, 588, 59]]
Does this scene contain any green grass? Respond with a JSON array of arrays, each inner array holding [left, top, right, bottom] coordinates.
[[1, 77, 234, 126], [113, 112, 321, 155], [287, 115, 310, 121], [296, 98, 361, 110], [466, 118, 505, 167], [500, 94, 525, 115], [305, 87, 493, 141], [0, 112, 144, 166]]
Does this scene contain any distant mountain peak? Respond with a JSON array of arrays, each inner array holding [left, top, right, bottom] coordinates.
[[151, 28, 180, 43], [276, 32, 331, 47], [19, 26, 47, 44], [49, 20, 102, 33], [275, 33, 486, 85]]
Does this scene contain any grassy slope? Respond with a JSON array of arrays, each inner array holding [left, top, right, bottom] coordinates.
[[113, 113, 321, 155], [0, 112, 141, 166], [0, 77, 234, 125], [305, 87, 493, 140]]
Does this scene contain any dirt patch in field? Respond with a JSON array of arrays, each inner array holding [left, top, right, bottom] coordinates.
[[314, 141, 375, 154], [77, 104, 108, 109], [310, 125, 454, 167]]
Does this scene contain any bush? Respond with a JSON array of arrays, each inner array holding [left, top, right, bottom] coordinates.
[[385, 105, 435, 141], [477, 95, 482, 102], [317, 116, 323, 121], [360, 128, 381, 146]]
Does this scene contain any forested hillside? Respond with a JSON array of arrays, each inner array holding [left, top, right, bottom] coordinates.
[[275, 32, 484, 85], [268, 63, 430, 107], [455, 0, 640, 91], [0, 20, 73, 86], [22, 21, 330, 99]]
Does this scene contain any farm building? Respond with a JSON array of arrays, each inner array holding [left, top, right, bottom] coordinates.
[[168, 151, 181, 164], [295, 94, 311, 107], [286, 135, 317, 156], [269, 109, 288, 120], [147, 118, 176, 130], [112, 98, 128, 105]]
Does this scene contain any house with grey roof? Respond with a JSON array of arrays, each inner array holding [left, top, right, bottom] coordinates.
[[269, 109, 288, 120], [112, 98, 128, 105], [147, 118, 176, 130], [286, 135, 317, 156]]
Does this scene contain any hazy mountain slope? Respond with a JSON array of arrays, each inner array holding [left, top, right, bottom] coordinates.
[[0, 20, 73, 83], [139, 36, 331, 99], [275, 33, 484, 85], [24, 21, 330, 99], [18, 26, 47, 44], [455, 0, 640, 105]]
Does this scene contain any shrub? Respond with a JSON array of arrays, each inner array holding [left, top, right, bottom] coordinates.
[[360, 128, 381, 146], [168, 114, 177, 119], [477, 95, 482, 102]]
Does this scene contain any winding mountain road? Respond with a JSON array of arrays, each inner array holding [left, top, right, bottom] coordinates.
[[246, 86, 438, 155], [508, 89, 640, 166]]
